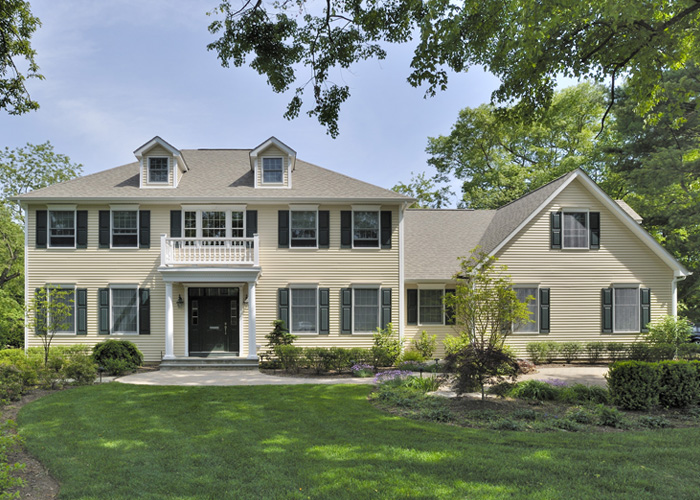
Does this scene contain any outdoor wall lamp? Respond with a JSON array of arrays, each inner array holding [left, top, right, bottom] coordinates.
[[177, 294, 184, 308]]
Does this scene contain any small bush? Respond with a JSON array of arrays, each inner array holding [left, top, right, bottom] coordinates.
[[417, 406, 452, 423], [401, 350, 425, 363], [93, 340, 143, 374], [512, 408, 539, 421], [554, 419, 583, 432], [644, 315, 693, 358], [595, 405, 627, 428], [566, 406, 595, 424], [526, 342, 548, 364], [678, 343, 700, 360], [559, 342, 582, 363], [486, 381, 516, 398], [559, 384, 610, 405], [628, 342, 651, 361], [584, 342, 606, 364], [372, 324, 402, 367], [347, 347, 372, 366], [657, 360, 700, 408], [274, 345, 304, 373], [61, 353, 97, 385], [606, 361, 660, 410], [0, 364, 24, 402], [509, 380, 559, 401], [489, 419, 525, 431], [351, 364, 374, 377], [411, 331, 437, 359], [542, 342, 559, 363], [303, 347, 328, 374], [606, 343, 627, 362], [638, 415, 670, 429], [405, 374, 443, 393], [0, 420, 26, 494]]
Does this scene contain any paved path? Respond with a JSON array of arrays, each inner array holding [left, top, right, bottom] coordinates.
[[116, 365, 609, 387]]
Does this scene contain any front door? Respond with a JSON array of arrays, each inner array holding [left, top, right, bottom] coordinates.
[[188, 288, 240, 356]]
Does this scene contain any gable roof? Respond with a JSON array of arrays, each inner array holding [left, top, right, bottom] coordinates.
[[405, 169, 690, 280], [249, 136, 297, 171], [16, 149, 411, 204]]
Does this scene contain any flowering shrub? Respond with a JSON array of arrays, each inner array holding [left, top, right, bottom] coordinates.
[[541, 378, 568, 387], [351, 364, 374, 377], [373, 370, 412, 386]]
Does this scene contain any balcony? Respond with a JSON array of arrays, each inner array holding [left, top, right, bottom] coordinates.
[[160, 234, 259, 267]]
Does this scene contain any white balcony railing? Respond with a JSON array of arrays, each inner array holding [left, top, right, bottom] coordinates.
[[160, 234, 259, 266]]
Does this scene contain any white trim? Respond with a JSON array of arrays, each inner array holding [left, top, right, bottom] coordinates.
[[109, 285, 139, 335], [147, 156, 171, 185], [561, 209, 589, 250], [182, 208, 246, 240], [351, 209, 380, 249], [417, 287, 445, 326], [164, 283, 174, 359], [47, 209, 77, 249], [248, 281, 257, 359], [249, 136, 297, 171], [110, 209, 139, 249], [512, 285, 540, 334], [23, 206, 28, 353], [46, 285, 76, 335], [398, 205, 405, 343], [612, 285, 641, 334], [134, 136, 181, 158], [351, 286, 381, 334], [289, 286, 320, 335], [181, 204, 247, 211], [289, 208, 319, 249]]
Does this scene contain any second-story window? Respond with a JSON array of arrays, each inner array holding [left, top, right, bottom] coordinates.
[[231, 211, 244, 238], [262, 157, 284, 184], [353, 211, 379, 248], [290, 211, 317, 247], [49, 210, 75, 247], [563, 211, 588, 248], [112, 211, 138, 247], [183, 210, 246, 242], [148, 157, 169, 183]]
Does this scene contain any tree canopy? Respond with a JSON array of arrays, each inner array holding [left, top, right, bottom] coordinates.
[[207, 0, 700, 136], [0, 0, 42, 114]]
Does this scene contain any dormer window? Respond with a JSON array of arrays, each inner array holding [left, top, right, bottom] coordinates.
[[148, 157, 169, 184], [262, 158, 284, 184]]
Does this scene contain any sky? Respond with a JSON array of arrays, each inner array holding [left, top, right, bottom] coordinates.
[[0, 0, 503, 194]]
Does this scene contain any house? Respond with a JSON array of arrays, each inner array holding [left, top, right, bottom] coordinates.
[[18, 137, 690, 363]]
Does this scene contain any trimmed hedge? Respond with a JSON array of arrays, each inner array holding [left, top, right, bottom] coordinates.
[[607, 360, 700, 410], [92, 340, 143, 375]]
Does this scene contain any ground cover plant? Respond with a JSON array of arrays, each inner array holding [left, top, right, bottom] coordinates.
[[17, 384, 700, 499]]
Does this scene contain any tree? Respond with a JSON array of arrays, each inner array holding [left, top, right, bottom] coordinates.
[[207, 0, 700, 136], [28, 287, 74, 368], [443, 249, 532, 399], [391, 171, 453, 208], [0, 141, 83, 221], [426, 82, 625, 209], [0, 204, 23, 348], [0, 0, 43, 114]]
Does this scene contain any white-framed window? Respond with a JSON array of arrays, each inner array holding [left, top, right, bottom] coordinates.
[[353, 211, 380, 248], [614, 286, 639, 333], [563, 211, 588, 249], [48, 210, 76, 248], [47, 286, 76, 334], [111, 286, 138, 334], [231, 211, 244, 238], [290, 287, 318, 334], [183, 209, 246, 241], [290, 210, 317, 248], [514, 287, 538, 333], [262, 157, 284, 184], [353, 287, 380, 333], [112, 210, 138, 248], [148, 157, 169, 183], [419, 289, 444, 325]]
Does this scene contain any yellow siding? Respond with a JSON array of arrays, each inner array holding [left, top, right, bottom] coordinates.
[[141, 144, 174, 187]]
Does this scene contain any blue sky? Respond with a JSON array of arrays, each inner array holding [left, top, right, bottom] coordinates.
[[1, 0, 502, 193]]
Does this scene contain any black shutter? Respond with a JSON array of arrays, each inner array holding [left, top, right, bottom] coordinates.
[[601, 288, 613, 333], [445, 289, 455, 325], [170, 210, 182, 237], [99, 211, 110, 248], [640, 288, 651, 333], [340, 288, 352, 334], [319, 288, 330, 334], [246, 210, 258, 237], [380, 211, 392, 249], [76, 211, 88, 248], [139, 288, 150, 334], [539, 288, 550, 333], [340, 211, 352, 248], [589, 212, 600, 249], [36, 210, 47, 248], [278, 288, 289, 330], [34, 288, 46, 335], [76, 288, 88, 335], [551, 212, 562, 249], [278, 210, 289, 248], [139, 211, 151, 248], [98, 288, 110, 335], [380, 288, 392, 329], [318, 211, 330, 248], [407, 289, 418, 325]]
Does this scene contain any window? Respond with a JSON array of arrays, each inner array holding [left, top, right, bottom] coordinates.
[[48, 287, 75, 334], [291, 288, 317, 333], [112, 288, 138, 334], [419, 289, 443, 325], [290, 211, 317, 247], [183, 210, 246, 241], [231, 211, 244, 238], [262, 157, 284, 184], [112, 210, 138, 247], [354, 288, 379, 332], [148, 157, 169, 183], [563, 212, 588, 249], [49, 210, 75, 247], [514, 287, 538, 333], [614, 287, 639, 333], [353, 211, 379, 248]]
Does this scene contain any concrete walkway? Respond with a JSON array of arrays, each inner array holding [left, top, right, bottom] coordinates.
[[116, 365, 609, 387]]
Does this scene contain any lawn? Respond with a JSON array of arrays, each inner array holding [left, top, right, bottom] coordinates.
[[18, 384, 700, 499]]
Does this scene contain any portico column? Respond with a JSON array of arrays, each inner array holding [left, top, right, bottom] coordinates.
[[247, 281, 257, 359], [164, 282, 175, 359]]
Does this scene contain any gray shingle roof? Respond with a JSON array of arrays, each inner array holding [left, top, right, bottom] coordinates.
[[17, 149, 411, 203]]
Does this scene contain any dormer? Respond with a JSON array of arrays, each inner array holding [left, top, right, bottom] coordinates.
[[249, 136, 296, 189], [134, 136, 189, 189]]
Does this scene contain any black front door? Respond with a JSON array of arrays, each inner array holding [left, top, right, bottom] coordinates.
[[188, 288, 240, 356]]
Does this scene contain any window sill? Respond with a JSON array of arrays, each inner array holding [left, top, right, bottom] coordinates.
[[291, 332, 320, 336], [351, 332, 375, 336], [110, 332, 139, 336]]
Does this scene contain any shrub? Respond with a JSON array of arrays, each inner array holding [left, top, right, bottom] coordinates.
[[512, 408, 539, 421], [644, 315, 693, 358], [628, 342, 651, 361], [584, 342, 606, 364], [542, 342, 559, 363], [678, 343, 700, 360], [351, 364, 374, 377], [401, 350, 425, 363], [411, 331, 437, 359], [638, 415, 670, 428], [93, 340, 143, 374], [595, 405, 627, 428], [372, 323, 402, 367], [657, 360, 700, 408], [486, 381, 516, 398], [303, 347, 328, 374], [606, 342, 627, 362], [445, 344, 519, 397], [274, 345, 304, 373], [559, 342, 582, 363], [373, 370, 413, 387], [0, 420, 26, 494], [526, 342, 548, 364], [0, 364, 24, 402], [566, 406, 595, 424], [405, 374, 443, 393], [347, 347, 372, 366], [558, 384, 610, 405], [61, 352, 97, 385], [489, 419, 525, 431], [509, 380, 559, 401], [606, 361, 660, 410]]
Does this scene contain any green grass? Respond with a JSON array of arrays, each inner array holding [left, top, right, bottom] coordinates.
[[18, 384, 700, 499]]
